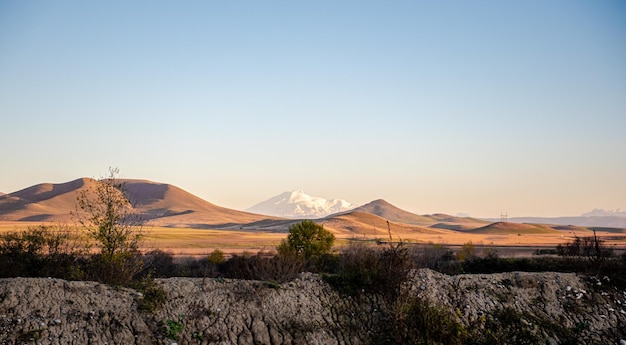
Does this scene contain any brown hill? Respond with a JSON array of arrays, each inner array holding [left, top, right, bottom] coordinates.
[[338, 200, 487, 231], [124, 180, 278, 227], [429, 222, 483, 231], [346, 199, 436, 225], [0, 178, 97, 221], [550, 225, 594, 233], [470, 222, 559, 234], [428, 213, 490, 225], [320, 211, 447, 237], [0, 178, 277, 226]]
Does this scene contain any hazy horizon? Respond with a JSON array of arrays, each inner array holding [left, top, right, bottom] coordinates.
[[1, 1, 625, 218]]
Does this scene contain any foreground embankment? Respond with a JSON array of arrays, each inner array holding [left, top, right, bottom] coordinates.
[[1, 269, 625, 344]]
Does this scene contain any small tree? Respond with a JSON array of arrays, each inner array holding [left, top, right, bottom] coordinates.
[[457, 241, 477, 261], [277, 220, 335, 260], [74, 167, 144, 285], [207, 249, 226, 265]]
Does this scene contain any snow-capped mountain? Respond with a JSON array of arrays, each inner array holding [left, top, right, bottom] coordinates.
[[245, 190, 355, 219], [580, 209, 626, 217]]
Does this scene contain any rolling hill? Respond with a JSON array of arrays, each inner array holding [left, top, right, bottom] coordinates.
[[122, 179, 279, 227], [486, 216, 626, 229], [470, 222, 559, 234], [0, 178, 278, 226], [0, 178, 95, 221], [2, 179, 622, 242], [344, 199, 436, 225], [319, 211, 446, 237], [337, 199, 488, 229]]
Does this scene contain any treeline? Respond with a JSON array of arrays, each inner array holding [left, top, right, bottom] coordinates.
[[1, 223, 625, 289]]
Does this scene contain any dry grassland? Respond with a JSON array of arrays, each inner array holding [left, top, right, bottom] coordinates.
[[1, 221, 625, 256]]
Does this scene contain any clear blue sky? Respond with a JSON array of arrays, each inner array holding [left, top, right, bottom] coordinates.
[[1, 1, 625, 217]]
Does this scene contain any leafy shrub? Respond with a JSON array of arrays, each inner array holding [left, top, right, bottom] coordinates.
[[411, 242, 461, 274], [0, 225, 84, 279], [165, 318, 184, 340], [84, 251, 143, 286], [133, 278, 167, 313], [277, 220, 335, 260], [219, 251, 304, 283], [373, 297, 467, 345], [457, 241, 477, 261], [207, 249, 225, 265], [140, 249, 179, 278], [326, 242, 413, 300]]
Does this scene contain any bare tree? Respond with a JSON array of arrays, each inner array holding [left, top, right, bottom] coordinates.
[[74, 167, 144, 284]]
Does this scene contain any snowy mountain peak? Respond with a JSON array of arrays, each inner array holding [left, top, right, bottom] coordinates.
[[580, 208, 626, 217], [246, 191, 355, 219]]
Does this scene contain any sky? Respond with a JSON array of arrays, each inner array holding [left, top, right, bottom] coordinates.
[[1, 1, 625, 218]]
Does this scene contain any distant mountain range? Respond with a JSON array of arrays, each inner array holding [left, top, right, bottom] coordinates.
[[245, 190, 355, 219], [580, 209, 626, 217], [485, 209, 626, 229], [1, 179, 624, 235], [491, 216, 626, 229]]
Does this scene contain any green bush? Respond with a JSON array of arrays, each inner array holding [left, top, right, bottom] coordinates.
[[373, 297, 467, 345], [219, 251, 304, 283], [277, 220, 335, 260], [134, 278, 167, 313], [165, 318, 184, 340], [141, 249, 178, 278], [457, 241, 477, 261], [0, 225, 84, 279], [84, 251, 143, 286], [325, 242, 413, 300], [207, 249, 225, 265]]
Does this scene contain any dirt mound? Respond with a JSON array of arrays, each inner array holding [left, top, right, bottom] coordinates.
[[407, 269, 626, 343], [0, 274, 381, 345], [0, 270, 624, 344]]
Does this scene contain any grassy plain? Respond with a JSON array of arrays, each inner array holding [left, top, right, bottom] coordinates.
[[1, 221, 625, 257]]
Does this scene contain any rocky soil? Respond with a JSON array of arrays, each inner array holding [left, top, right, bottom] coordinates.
[[0, 269, 624, 345]]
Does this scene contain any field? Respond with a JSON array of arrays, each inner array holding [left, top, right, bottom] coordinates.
[[2, 221, 625, 257]]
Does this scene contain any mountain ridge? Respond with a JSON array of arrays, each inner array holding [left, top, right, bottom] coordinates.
[[0, 178, 276, 225], [486, 216, 626, 229], [581, 208, 626, 217], [1, 179, 624, 235]]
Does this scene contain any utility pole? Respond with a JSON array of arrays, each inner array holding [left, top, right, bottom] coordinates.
[[500, 212, 508, 223]]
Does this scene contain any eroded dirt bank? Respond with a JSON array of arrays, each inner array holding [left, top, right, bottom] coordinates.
[[0, 269, 625, 344]]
